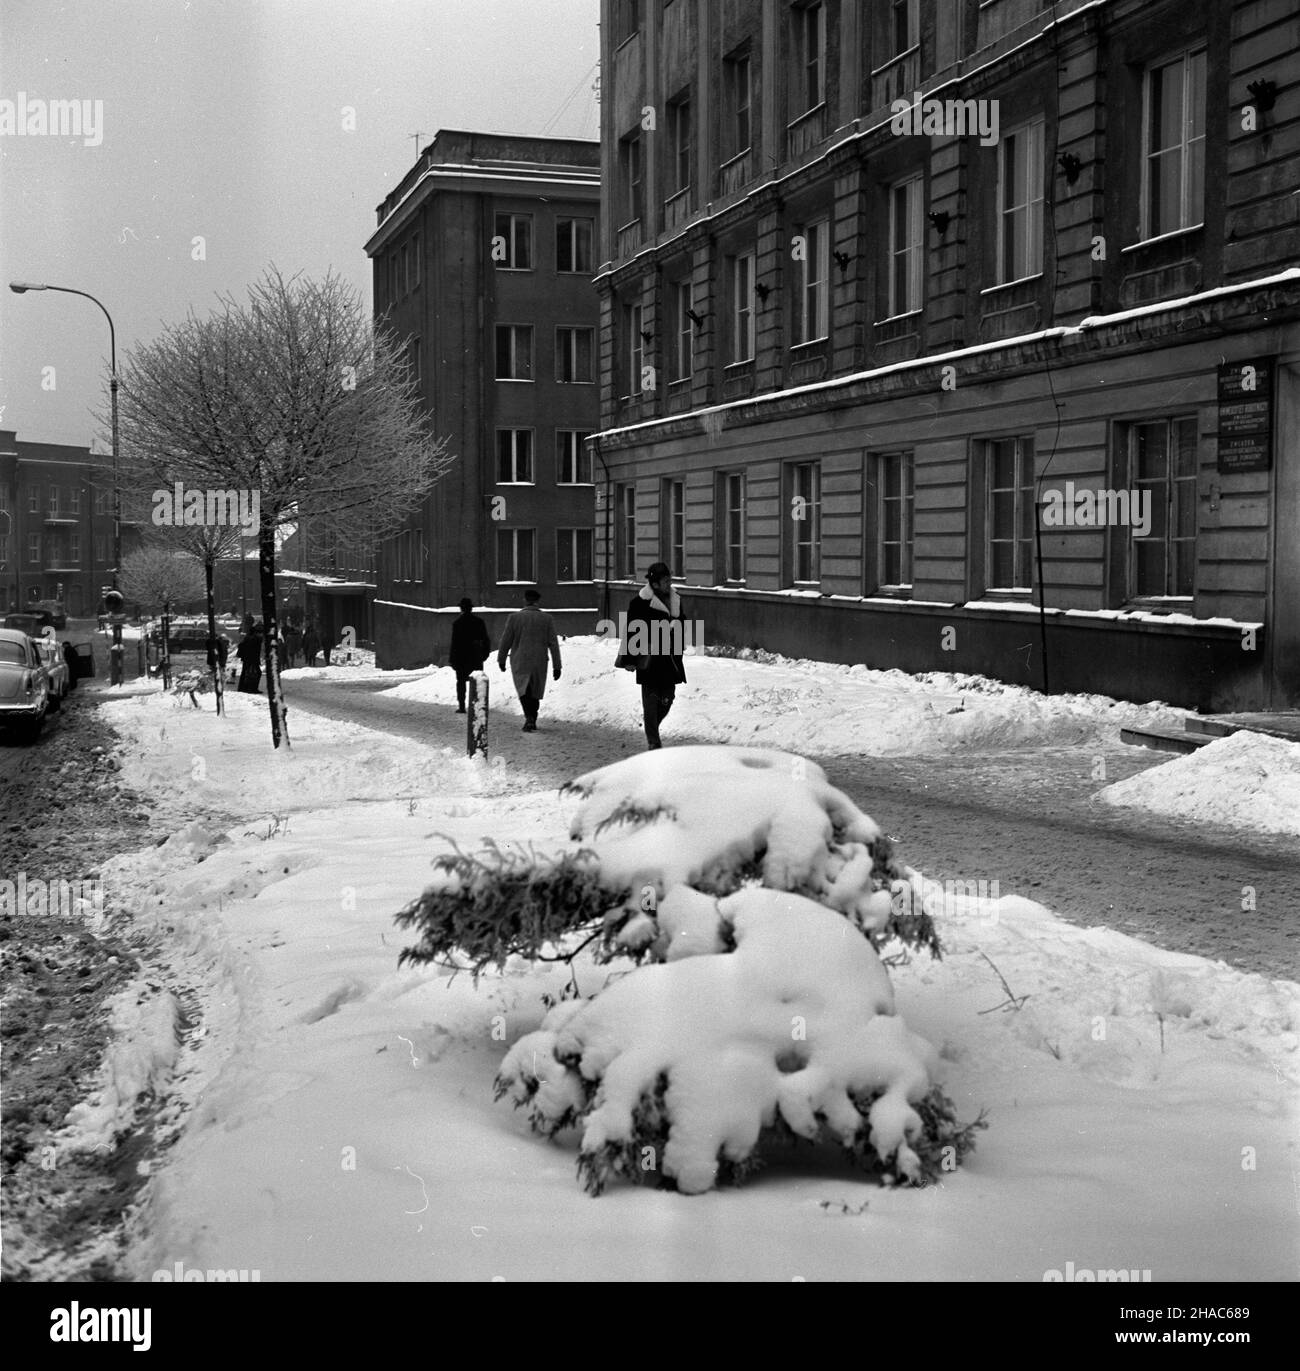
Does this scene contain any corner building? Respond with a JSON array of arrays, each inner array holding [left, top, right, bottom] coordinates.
[[366, 130, 601, 664], [591, 0, 1300, 710]]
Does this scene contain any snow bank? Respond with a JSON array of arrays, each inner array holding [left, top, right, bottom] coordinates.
[[56, 981, 179, 1155], [1097, 730, 1300, 837], [379, 638, 1183, 755]]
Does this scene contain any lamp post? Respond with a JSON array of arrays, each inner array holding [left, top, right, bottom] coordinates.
[[10, 280, 123, 681]]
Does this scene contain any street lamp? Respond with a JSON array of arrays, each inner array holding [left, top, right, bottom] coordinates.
[[10, 281, 123, 680]]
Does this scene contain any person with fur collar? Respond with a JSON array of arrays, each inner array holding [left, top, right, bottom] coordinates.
[[619, 561, 688, 750]]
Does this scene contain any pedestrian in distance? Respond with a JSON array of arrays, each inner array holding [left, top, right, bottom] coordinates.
[[284, 621, 301, 668], [301, 621, 320, 667], [236, 620, 264, 694], [617, 560, 688, 750], [497, 589, 561, 732], [450, 597, 491, 713]]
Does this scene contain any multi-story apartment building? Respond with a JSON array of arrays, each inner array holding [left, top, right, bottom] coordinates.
[[592, 0, 1300, 710], [365, 130, 602, 664], [0, 430, 131, 616]]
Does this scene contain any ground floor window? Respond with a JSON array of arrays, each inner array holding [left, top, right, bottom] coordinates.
[[986, 435, 1035, 591], [616, 484, 637, 579], [496, 527, 536, 584], [662, 478, 685, 577], [877, 450, 914, 591], [1125, 416, 1197, 600], [556, 528, 594, 583], [786, 461, 821, 585], [718, 471, 746, 582]]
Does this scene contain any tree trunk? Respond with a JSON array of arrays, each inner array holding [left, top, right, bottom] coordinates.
[[204, 558, 224, 716], [259, 523, 290, 749]]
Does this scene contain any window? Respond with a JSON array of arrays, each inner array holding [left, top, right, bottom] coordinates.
[[625, 302, 646, 394], [793, 2, 826, 114], [28, 533, 40, 564], [556, 528, 594, 582], [409, 233, 421, 288], [620, 132, 643, 225], [878, 452, 915, 589], [891, 0, 918, 56], [998, 119, 1045, 283], [495, 325, 534, 380], [48, 487, 59, 516], [556, 431, 593, 484], [889, 176, 924, 317], [94, 488, 109, 515], [794, 218, 830, 344], [387, 252, 398, 302], [406, 336, 421, 385], [556, 327, 595, 383], [1143, 49, 1206, 238], [671, 279, 694, 381], [724, 51, 752, 158], [497, 429, 534, 484], [789, 462, 821, 583], [69, 532, 81, 565], [557, 217, 594, 273], [729, 251, 756, 363], [1128, 417, 1197, 598], [496, 528, 536, 583], [94, 534, 108, 564], [662, 478, 685, 577], [616, 484, 637, 578], [615, 0, 640, 44], [390, 529, 426, 583], [722, 472, 746, 582], [987, 436, 1035, 590], [68, 487, 81, 514], [494, 213, 532, 270], [669, 92, 692, 194]]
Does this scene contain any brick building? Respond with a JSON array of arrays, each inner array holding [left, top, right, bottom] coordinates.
[[364, 130, 602, 665], [0, 430, 136, 617], [591, 0, 1300, 710]]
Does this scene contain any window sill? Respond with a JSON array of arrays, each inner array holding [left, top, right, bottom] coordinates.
[[789, 338, 829, 352], [556, 379, 597, 386], [1123, 597, 1194, 612], [495, 482, 536, 488], [980, 273, 1044, 296], [495, 378, 535, 384], [869, 45, 919, 78], [874, 310, 922, 327], [786, 101, 827, 130], [724, 358, 755, 371], [556, 482, 597, 488], [1121, 225, 1204, 254]]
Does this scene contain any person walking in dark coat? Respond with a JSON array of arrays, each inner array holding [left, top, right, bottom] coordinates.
[[301, 622, 320, 667], [619, 561, 689, 750], [284, 623, 301, 668], [449, 597, 491, 713], [236, 622, 264, 694], [497, 589, 561, 732]]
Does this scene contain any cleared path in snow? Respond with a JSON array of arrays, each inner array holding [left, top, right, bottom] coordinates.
[[282, 674, 1299, 983]]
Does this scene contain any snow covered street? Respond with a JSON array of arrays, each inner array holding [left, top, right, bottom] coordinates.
[[36, 640, 1297, 1282]]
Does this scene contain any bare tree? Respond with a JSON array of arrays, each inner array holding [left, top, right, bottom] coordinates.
[[119, 544, 207, 615], [113, 267, 454, 747]]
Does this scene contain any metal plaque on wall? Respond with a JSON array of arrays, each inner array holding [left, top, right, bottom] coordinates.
[[1217, 359, 1274, 474]]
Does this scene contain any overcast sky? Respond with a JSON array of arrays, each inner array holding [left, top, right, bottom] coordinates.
[[0, 0, 600, 448]]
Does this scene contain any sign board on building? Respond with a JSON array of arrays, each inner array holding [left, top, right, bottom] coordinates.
[[1217, 359, 1274, 474]]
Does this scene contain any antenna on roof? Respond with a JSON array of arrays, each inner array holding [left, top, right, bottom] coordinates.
[[410, 131, 424, 158]]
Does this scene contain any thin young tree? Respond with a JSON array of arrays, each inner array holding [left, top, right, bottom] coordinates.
[[114, 267, 454, 747], [119, 544, 207, 685]]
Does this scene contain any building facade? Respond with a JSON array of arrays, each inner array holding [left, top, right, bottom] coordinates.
[[0, 430, 133, 617], [592, 0, 1300, 710], [364, 129, 602, 664]]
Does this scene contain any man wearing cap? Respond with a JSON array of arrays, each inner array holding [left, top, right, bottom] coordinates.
[[619, 561, 688, 750], [497, 588, 562, 732]]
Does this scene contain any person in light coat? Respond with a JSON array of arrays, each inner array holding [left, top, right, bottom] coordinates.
[[496, 589, 561, 732]]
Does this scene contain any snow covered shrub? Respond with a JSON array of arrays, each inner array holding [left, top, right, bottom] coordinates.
[[394, 747, 939, 981], [563, 746, 940, 959], [496, 887, 982, 1195]]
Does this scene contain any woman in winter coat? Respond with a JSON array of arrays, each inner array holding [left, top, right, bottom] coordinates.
[[236, 623, 263, 694]]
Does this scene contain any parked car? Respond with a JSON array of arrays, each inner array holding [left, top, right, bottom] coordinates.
[[0, 628, 51, 741], [31, 600, 67, 629], [3, 610, 55, 636], [33, 636, 70, 711]]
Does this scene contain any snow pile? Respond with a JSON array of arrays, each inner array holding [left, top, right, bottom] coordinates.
[[378, 637, 1183, 754], [497, 887, 961, 1195], [1097, 730, 1300, 837], [565, 747, 906, 944], [56, 982, 179, 1155]]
